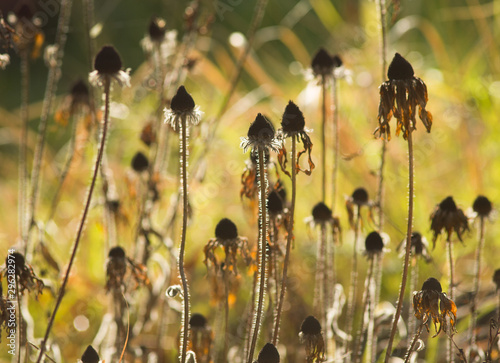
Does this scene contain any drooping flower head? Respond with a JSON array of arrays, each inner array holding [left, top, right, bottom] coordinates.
[[89, 45, 131, 87], [400, 231, 432, 263], [1, 252, 43, 297], [345, 187, 373, 228], [105, 246, 149, 292], [164, 85, 202, 131], [412, 277, 457, 336], [299, 315, 326, 362], [430, 196, 469, 248], [374, 53, 432, 140], [188, 313, 213, 363]]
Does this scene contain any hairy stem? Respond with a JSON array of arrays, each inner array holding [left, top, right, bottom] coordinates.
[[408, 257, 419, 340], [321, 76, 327, 202], [367, 253, 383, 362], [447, 234, 455, 363], [272, 136, 296, 345], [404, 322, 424, 363], [331, 76, 339, 214], [19, 49, 29, 254], [469, 216, 485, 356], [247, 146, 268, 363], [36, 77, 112, 363], [178, 113, 191, 363], [384, 130, 414, 363]]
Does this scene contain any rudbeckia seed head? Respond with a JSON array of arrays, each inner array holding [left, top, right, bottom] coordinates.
[[189, 313, 207, 328], [148, 16, 166, 42], [387, 53, 414, 80], [312, 202, 332, 222], [108, 246, 126, 259], [215, 218, 238, 240], [257, 343, 280, 363], [439, 196, 457, 212], [300, 315, 322, 335], [421, 277, 442, 293], [71, 80, 89, 99], [311, 47, 334, 76], [248, 113, 275, 143], [281, 100, 305, 133], [94, 45, 122, 75], [131, 151, 149, 172], [267, 190, 284, 214], [473, 195, 492, 217], [8, 252, 26, 276], [351, 187, 369, 206], [411, 232, 424, 255], [81, 345, 100, 363], [170, 85, 195, 114], [493, 269, 500, 290], [365, 231, 384, 252]]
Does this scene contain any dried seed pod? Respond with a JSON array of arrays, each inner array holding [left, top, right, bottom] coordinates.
[[300, 315, 322, 336], [473, 195, 492, 217], [421, 277, 442, 292], [148, 16, 166, 42], [189, 313, 207, 328], [351, 187, 369, 206], [281, 100, 305, 134], [267, 191, 284, 215], [80, 345, 100, 363], [387, 53, 414, 80], [131, 151, 149, 172], [257, 342, 280, 363], [365, 231, 384, 253], [493, 269, 500, 290], [430, 196, 469, 246], [94, 45, 122, 75], [312, 202, 332, 223], [214, 218, 238, 240], [171, 85, 195, 114], [311, 48, 335, 77], [248, 113, 276, 146]]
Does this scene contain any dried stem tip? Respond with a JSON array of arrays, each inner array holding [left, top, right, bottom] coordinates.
[[351, 187, 369, 206], [473, 195, 492, 217], [257, 343, 280, 363], [365, 231, 384, 252], [131, 151, 149, 172], [387, 53, 414, 80], [300, 315, 322, 335], [189, 313, 207, 328], [94, 45, 122, 74], [267, 191, 284, 214], [248, 113, 276, 143], [215, 218, 238, 240], [421, 277, 442, 292], [170, 85, 195, 114], [281, 100, 305, 133], [81, 345, 100, 363], [312, 202, 332, 223], [148, 16, 166, 41], [108, 246, 126, 259]]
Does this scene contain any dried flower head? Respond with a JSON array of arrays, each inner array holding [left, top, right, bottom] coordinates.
[[345, 187, 373, 228], [267, 190, 284, 215], [277, 101, 315, 176], [365, 231, 384, 254], [89, 45, 131, 87], [472, 195, 492, 218], [241, 113, 281, 153], [131, 151, 149, 173], [374, 53, 432, 140], [401, 231, 432, 263], [148, 16, 167, 42], [80, 345, 101, 363], [257, 343, 280, 363], [412, 277, 457, 336], [164, 85, 202, 131], [105, 246, 149, 292], [492, 269, 500, 290], [55, 79, 92, 127], [8, 4, 45, 57], [1, 252, 43, 297], [430, 196, 469, 248], [311, 48, 335, 77], [189, 313, 213, 363], [140, 121, 157, 147], [299, 315, 326, 362], [312, 202, 332, 223]]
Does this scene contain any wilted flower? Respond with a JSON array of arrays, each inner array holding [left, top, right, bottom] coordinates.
[[277, 101, 315, 176], [105, 246, 149, 292], [188, 313, 213, 363], [364, 231, 385, 257], [430, 196, 469, 248], [241, 113, 281, 153], [164, 85, 202, 131], [79, 345, 101, 363], [131, 151, 149, 173], [374, 53, 432, 141], [398, 231, 432, 263], [1, 252, 43, 297], [55, 80, 92, 127], [256, 342, 280, 363], [8, 4, 45, 58], [345, 187, 373, 228], [89, 45, 131, 87], [299, 315, 326, 362], [412, 277, 457, 336]]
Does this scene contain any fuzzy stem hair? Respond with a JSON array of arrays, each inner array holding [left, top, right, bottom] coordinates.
[[19, 49, 29, 254], [321, 76, 327, 203], [331, 76, 340, 214]]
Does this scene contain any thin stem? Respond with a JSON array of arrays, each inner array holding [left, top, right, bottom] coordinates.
[[272, 136, 296, 345], [314, 223, 327, 335], [20, 49, 29, 254], [178, 113, 191, 363], [36, 77, 112, 363], [469, 216, 485, 355], [16, 278, 23, 363], [404, 322, 424, 363], [331, 76, 339, 214], [408, 258, 419, 340], [384, 130, 414, 363], [223, 251, 230, 363], [321, 76, 327, 202], [346, 206, 361, 359], [447, 235, 455, 363], [247, 146, 268, 363], [367, 253, 383, 363]]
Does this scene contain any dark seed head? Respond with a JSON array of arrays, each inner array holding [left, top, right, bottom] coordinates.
[[267, 191, 284, 214], [421, 277, 442, 293], [248, 113, 275, 144], [312, 202, 332, 222], [81, 345, 100, 363], [257, 343, 280, 363], [71, 80, 89, 99], [108, 246, 126, 259], [351, 187, 369, 206], [281, 100, 305, 133], [215, 218, 238, 240], [131, 151, 149, 172], [189, 313, 207, 328], [311, 48, 334, 76], [148, 16, 166, 42], [439, 196, 457, 212], [473, 195, 492, 217], [300, 315, 321, 335], [411, 232, 424, 255], [493, 269, 500, 290], [170, 85, 195, 114], [94, 46, 122, 75], [7, 252, 25, 275], [387, 53, 414, 81], [332, 54, 343, 68], [365, 231, 384, 252], [15, 4, 35, 21]]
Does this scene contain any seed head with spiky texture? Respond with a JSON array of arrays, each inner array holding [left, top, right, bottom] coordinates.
[[240, 113, 280, 152], [164, 85, 202, 130], [89, 46, 131, 87]]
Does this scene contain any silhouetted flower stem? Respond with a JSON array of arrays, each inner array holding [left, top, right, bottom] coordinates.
[[447, 234, 455, 363], [346, 205, 361, 358], [404, 321, 425, 363], [385, 130, 414, 363], [36, 77, 112, 363], [331, 76, 339, 213], [19, 49, 29, 253], [321, 76, 327, 202]]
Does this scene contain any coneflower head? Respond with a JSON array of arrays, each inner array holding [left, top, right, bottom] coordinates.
[[365, 231, 384, 252], [81, 345, 100, 363], [387, 53, 414, 80], [215, 218, 238, 240], [267, 191, 284, 214], [189, 313, 207, 328], [421, 277, 442, 292], [473, 195, 492, 217], [108, 246, 125, 259], [131, 151, 149, 172], [351, 187, 369, 206], [281, 100, 305, 133], [148, 16, 166, 41], [312, 202, 332, 223], [257, 343, 280, 363], [94, 45, 122, 74], [300, 315, 322, 335], [171, 85, 195, 114]]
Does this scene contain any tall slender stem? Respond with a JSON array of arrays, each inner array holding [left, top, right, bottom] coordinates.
[[19, 50, 29, 253], [447, 235, 455, 363], [331, 77, 339, 214], [321, 77, 327, 202], [384, 130, 414, 363], [469, 216, 485, 355], [367, 253, 383, 362], [247, 146, 268, 363], [272, 136, 296, 345], [178, 113, 191, 363], [404, 322, 424, 363], [346, 206, 361, 359], [36, 77, 112, 363]]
